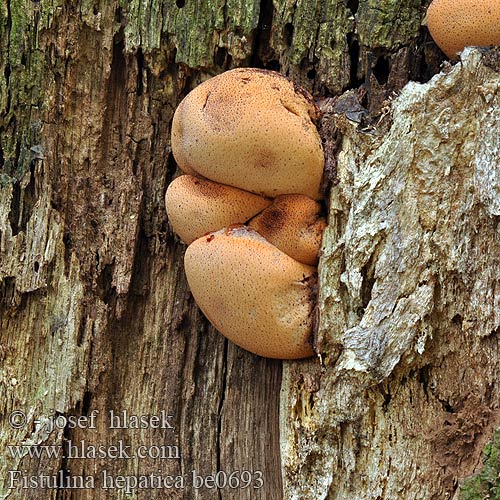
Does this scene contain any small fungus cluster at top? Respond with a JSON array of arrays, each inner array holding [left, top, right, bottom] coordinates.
[[426, 0, 500, 59], [165, 68, 326, 360]]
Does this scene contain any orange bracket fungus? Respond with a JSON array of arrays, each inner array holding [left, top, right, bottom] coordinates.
[[166, 68, 326, 359], [184, 227, 316, 359], [426, 0, 500, 59]]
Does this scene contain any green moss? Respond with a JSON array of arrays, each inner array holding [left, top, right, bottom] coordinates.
[[357, 0, 422, 49], [37, 0, 64, 30], [0, 1, 45, 180], [226, 0, 260, 34], [0, 173, 14, 188], [461, 429, 500, 500], [271, 0, 353, 93], [121, 0, 259, 69], [122, 0, 164, 52], [0, 2, 8, 112]]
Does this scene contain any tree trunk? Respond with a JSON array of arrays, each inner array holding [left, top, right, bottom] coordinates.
[[0, 1, 499, 500]]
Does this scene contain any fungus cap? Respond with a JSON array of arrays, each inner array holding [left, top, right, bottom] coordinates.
[[171, 68, 324, 200], [184, 226, 316, 359], [426, 0, 500, 59], [249, 194, 326, 266], [166, 175, 271, 244]]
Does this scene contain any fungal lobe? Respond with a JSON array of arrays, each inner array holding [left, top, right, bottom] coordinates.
[[165, 174, 271, 244], [427, 0, 500, 58], [171, 68, 325, 199], [184, 227, 316, 359], [249, 194, 326, 266]]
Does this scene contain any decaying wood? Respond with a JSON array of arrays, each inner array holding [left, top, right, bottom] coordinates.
[[1, 0, 499, 499], [0, 2, 284, 498], [283, 49, 500, 500]]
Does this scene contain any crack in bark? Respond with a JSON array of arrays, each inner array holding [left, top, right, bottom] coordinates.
[[215, 339, 228, 500], [251, 0, 274, 67]]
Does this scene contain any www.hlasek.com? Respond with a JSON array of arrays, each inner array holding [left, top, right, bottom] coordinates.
[[7, 440, 180, 460], [8, 470, 264, 493]]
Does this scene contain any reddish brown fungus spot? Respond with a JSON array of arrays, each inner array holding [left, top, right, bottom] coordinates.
[[258, 206, 286, 231]]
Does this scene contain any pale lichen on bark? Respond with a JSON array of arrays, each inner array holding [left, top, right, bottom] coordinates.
[[282, 49, 500, 500]]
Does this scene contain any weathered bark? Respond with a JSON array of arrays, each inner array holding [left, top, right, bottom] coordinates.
[[283, 48, 500, 500], [1, 1, 499, 500]]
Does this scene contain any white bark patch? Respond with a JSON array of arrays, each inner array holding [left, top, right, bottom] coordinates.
[[474, 97, 500, 216]]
